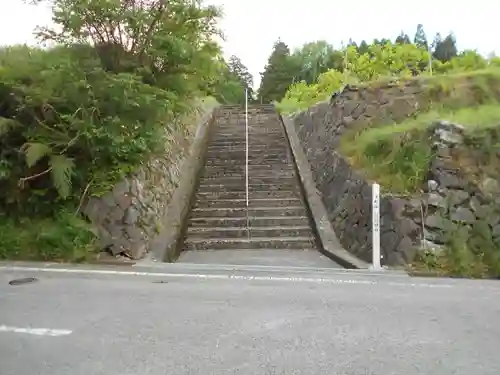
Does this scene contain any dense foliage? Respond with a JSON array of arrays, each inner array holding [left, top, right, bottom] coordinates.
[[0, 0, 252, 260], [254, 24, 500, 113]]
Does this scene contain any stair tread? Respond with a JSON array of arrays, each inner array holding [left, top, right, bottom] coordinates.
[[192, 206, 305, 211], [188, 225, 310, 231], [190, 215, 308, 221], [185, 236, 315, 243]]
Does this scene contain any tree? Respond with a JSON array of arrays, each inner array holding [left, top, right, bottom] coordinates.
[[206, 56, 248, 104], [347, 38, 358, 50], [395, 32, 411, 45], [258, 39, 297, 103], [433, 32, 458, 62], [358, 40, 370, 54], [227, 55, 254, 99], [291, 41, 338, 84], [32, 0, 223, 103], [413, 24, 428, 50]]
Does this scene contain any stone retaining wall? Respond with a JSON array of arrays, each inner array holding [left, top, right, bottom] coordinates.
[[290, 79, 500, 265], [84, 104, 217, 260], [290, 83, 429, 265], [420, 121, 500, 251]]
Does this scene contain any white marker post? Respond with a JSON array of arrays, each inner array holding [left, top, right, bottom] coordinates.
[[371, 183, 382, 270]]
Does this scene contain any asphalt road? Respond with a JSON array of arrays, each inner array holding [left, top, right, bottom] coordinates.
[[1, 262, 500, 375]]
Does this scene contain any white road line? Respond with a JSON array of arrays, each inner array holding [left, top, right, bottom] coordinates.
[[0, 266, 452, 288], [0, 325, 72, 337]]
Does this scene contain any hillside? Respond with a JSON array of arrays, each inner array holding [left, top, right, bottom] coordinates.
[[288, 69, 500, 278]]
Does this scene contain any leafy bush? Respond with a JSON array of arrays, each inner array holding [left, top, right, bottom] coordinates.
[[0, 45, 176, 214]]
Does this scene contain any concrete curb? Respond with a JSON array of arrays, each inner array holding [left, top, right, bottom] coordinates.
[[148, 106, 219, 262], [279, 114, 369, 269]]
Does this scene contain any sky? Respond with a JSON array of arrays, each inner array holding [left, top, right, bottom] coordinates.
[[2, 0, 499, 88]]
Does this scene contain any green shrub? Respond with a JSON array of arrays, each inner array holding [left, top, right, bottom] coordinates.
[[0, 208, 97, 262], [0, 45, 175, 215]]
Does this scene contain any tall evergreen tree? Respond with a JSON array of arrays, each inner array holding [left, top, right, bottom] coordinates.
[[358, 40, 369, 54], [258, 39, 296, 103], [347, 38, 358, 50], [413, 24, 428, 50], [433, 32, 458, 62], [395, 31, 411, 44]]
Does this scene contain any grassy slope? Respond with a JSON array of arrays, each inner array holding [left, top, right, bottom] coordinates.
[[340, 69, 500, 194]]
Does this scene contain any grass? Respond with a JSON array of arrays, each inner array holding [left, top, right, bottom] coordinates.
[[410, 220, 500, 279], [0, 208, 98, 262], [341, 105, 500, 194]]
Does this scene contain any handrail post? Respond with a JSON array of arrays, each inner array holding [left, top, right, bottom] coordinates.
[[245, 89, 249, 209]]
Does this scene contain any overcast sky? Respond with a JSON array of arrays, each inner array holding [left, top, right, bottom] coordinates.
[[2, 1, 499, 88]]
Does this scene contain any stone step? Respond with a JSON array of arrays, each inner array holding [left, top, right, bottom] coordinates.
[[204, 160, 291, 166], [209, 137, 286, 143], [217, 111, 275, 116], [197, 183, 299, 193], [202, 169, 294, 178], [194, 197, 301, 209], [213, 127, 282, 132], [189, 206, 307, 218], [202, 162, 293, 169], [183, 236, 315, 251], [195, 190, 300, 200], [203, 164, 293, 172], [219, 107, 275, 112], [205, 153, 289, 161], [214, 125, 282, 131], [204, 159, 291, 166], [186, 225, 313, 239], [205, 156, 289, 163], [202, 172, 294, 179], [198, 177, 297, 188], [206, 146, 288, 153], [212, 131, 282, 136], [214, 132, 284, 138], [212, 137, 283, 142], [209, 140, 285, 146], [201, 173, 293, 180], [188, 215, 310, 227]]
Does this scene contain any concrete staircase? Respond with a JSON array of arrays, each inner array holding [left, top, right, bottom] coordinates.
[[179, 104, 324, 261]]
